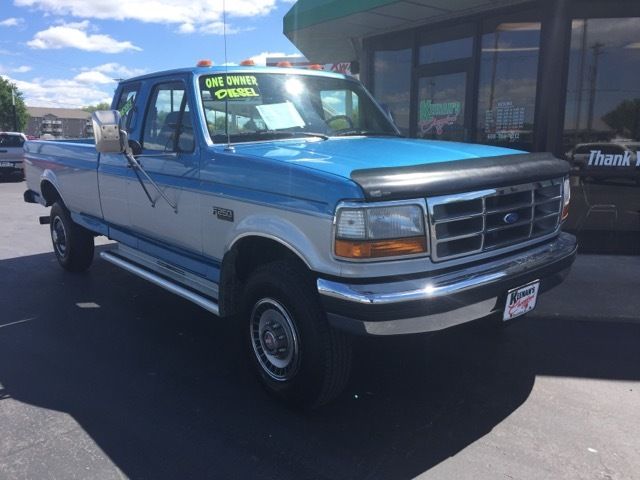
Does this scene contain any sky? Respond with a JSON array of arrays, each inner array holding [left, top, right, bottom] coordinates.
[[0, 0, 302, 108]]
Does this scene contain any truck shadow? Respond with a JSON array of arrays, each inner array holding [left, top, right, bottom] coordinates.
[[0, 248, 638, 479], [0, 176, 24, 184]]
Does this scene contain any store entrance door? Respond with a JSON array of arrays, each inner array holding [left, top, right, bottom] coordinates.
[[415, 69, 471, 142], [412, 25, 476, 143]]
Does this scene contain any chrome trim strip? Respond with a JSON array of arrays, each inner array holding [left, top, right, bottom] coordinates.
[[358, 297, 499, 335], [100, 251, 220, 316], [117, 244, 219, 300], [317, 232, 576, 306]]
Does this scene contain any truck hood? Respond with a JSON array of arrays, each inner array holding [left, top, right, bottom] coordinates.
[[231, 136, 522, 179], [231, 137, 570, 200]]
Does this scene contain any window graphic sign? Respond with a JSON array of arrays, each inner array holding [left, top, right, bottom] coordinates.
[[203, 75, 261, 101], [419, 100, 461, 135], [485, 101, 525, 142]]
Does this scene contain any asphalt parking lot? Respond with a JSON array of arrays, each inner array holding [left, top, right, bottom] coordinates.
[[1, 178, 639, 480]]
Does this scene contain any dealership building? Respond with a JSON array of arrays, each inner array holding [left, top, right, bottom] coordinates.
[[285, 0, 640, 254]]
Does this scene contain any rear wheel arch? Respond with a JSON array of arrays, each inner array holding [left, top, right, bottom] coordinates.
[[218, 235, 313, 318], [40, 180, 64, 207]]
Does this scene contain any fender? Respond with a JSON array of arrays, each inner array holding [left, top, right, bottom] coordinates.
[[39, 169, 66, 207], [226, 212, 334, 273]]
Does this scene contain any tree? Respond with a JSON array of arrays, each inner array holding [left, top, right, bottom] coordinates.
[[0, 77, 28, 132], [82, 102, 111, 113], [602, 98, 640, 139]]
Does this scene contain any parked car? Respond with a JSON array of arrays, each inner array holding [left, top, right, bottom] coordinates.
[[0, 132, 26, 180], [23, 64, 577, 407]]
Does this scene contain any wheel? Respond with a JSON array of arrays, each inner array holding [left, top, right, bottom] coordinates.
[[244, 260, 352, 409], [50, 202, 94, 272]]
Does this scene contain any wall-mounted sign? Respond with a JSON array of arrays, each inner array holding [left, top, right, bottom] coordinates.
[[418, 100, 461, 135], [485, 101, 525, 142], [326, 62, 352, 75]]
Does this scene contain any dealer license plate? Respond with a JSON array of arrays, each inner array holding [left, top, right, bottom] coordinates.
[[503, 280, 540, 321], [0, 162, 14, 167]]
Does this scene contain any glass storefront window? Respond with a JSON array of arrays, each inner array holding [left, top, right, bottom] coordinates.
[[372, 48, 412, 135], [563, 17, 640, 254], [417, 72, 466, 142], [419, 37, 473, 64], [476, 22, 541, 151]]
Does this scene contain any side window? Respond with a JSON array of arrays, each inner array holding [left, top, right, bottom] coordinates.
[[115, 85, 139, 132], [320, 89, 360, 131], [142, 82, 194, 153]]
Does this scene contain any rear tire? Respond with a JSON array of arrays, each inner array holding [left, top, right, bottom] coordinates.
[[243, 260, 352, 409], [50, 202, 94, 272]]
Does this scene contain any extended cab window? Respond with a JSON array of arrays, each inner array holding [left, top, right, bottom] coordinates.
[[143, 82, 195, 153], [115, 84, 139, 132]]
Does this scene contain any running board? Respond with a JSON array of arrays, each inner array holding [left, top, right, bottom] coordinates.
[[100, 251, 220, 316]]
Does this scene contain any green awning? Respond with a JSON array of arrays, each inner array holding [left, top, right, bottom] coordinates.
[[284, 0, 530, 63]]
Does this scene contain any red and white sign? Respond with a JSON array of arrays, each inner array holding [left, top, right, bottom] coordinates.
[[503, 280, 540, 321]]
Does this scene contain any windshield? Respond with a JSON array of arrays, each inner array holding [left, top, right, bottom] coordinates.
[[198, 72, 399, 143]]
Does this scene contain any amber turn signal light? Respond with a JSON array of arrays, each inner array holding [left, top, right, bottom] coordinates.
[[335, 237, 427, 259]]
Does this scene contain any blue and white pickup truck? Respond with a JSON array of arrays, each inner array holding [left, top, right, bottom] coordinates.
[[23, 64, 577, 407]]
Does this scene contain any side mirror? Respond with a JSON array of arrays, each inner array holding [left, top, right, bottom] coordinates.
[[92, 110, 128, 153]]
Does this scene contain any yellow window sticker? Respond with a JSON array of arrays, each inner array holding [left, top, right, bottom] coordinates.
[[203, 75, 261, 100]]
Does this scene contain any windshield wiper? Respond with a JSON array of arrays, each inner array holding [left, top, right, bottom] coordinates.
[[252, 130, 329, 140], [333, 130, 402, 137], [213, 130, 330, 144]]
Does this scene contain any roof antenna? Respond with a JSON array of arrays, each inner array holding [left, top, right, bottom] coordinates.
[[222, 0, 234, 152]]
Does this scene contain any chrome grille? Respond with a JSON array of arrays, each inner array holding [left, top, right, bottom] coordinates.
[[427, 179, 563, 262]]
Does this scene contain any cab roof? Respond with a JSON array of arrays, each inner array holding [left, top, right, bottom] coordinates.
[[122, 65, 350, 85]]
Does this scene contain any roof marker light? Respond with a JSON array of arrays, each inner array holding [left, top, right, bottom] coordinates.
[[276, 61, 293, 68], [197, 59, 213, 67], [240, 59, 255, 66], [308, 64, 324, 70]]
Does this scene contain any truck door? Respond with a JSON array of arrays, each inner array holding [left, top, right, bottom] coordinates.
[[127, 78, 202, 255], [98, 83, 140, 230]]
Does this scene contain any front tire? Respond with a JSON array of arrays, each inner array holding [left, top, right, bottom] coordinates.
[[244, 260, 352, 409], [50, 202, 94, 272]]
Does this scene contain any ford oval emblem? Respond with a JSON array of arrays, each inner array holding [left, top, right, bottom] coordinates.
[[503, 212, 520, 225]]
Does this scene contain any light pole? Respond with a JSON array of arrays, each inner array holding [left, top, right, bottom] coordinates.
[[11, 86, 18, 132]]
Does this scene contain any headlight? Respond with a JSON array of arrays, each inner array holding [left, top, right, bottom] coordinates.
[[334, 204, 428, 259], [562, 176, 571, 221]]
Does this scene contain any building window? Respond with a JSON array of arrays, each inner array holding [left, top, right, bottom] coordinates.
[[564, 18, 640, 147], [562, 17, 640, 254], [372, 47, 412, 135], [476, 22, 541, 151], [419, 37, 473, 65]]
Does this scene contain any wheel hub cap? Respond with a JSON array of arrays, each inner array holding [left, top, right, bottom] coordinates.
[[250, 298, 300, 382], [52, 217, 67, 256]]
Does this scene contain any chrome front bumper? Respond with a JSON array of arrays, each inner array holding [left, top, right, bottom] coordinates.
[[317, 232, 577, 335]]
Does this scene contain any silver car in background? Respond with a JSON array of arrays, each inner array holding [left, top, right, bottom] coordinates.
[[0, 132, 26, 180]]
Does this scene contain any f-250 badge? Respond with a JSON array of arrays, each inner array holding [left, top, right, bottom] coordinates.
[[212, 206, 234, 222]]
